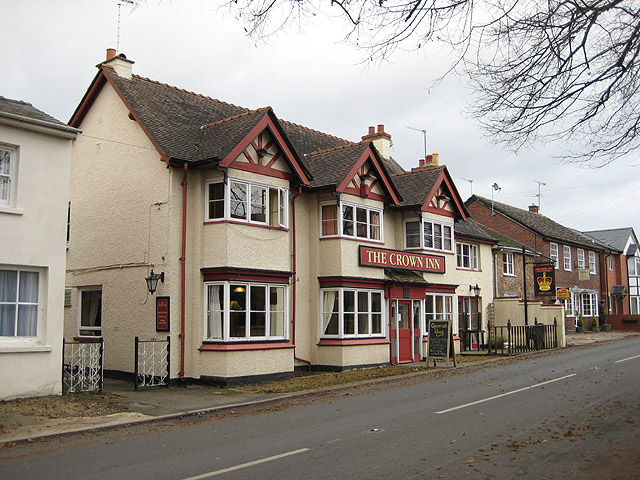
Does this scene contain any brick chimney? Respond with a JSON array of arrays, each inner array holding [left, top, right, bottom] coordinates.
[[529, 204, 539, 213], [362, 124, 391, 159], [102, 48, 134, 79]]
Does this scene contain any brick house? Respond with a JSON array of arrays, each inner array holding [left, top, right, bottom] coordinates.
[[466, 196, 604, 331]]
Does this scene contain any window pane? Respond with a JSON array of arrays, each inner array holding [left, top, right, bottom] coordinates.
[[0, 305, 16, 335], [250, 186, 267, 222], [0, 270, 17, 302], [342, 205, 354, 236], [80, 290, 102, 328], [358, 291, 369, 334], [344, 291, 355, 334], [433, 224, 442, 250], [322, 290, 339, 335], [208, 183, 225, 219], [19, 271, 39, 303], [0, 148, 10, 203], [406, 221, 420, 248], [356, 207, 368, 238], [230, 182, 247, 220], [207, 285, 224, 339], [269, 286, 285, 337], [370, 211, 380, 240], [424, 222, 433, 248], [230, 285, 246, 337], [268, 188, 279, 226], [17, 305, 37, 336], [322, 204, 338, 236], [443, 225, 452, 251]]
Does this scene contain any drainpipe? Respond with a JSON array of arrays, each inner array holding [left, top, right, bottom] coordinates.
[[179, 163, 188, 379], [291, 187, 311, 371]]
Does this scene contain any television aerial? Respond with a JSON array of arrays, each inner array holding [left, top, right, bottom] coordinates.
[[407, 127, 427, 159], [113, 0, 142, 53]]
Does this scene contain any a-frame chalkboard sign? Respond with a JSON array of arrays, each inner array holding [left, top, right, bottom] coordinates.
[[427, 319, 456, 367]]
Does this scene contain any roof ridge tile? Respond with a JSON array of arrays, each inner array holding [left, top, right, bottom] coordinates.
[[202, 106, 271, 130], [305, 141, 364, 158]]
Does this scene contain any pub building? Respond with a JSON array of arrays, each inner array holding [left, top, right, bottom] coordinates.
[[64, 51, 494, 386]]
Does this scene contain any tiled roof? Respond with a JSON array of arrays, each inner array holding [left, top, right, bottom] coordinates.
[[454, 218, 498, 243], [304, 143, 371, 188], [583, 228, 635, 252], [391, 166, 444, 207], [0, 96, 70, 129], [468, 195, 604, 250]]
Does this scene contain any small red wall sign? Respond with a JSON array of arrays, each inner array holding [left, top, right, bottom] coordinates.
[[156, 296, 170, 332], [359, 246, 445, 273]]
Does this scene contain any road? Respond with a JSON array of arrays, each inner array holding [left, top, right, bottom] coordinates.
[[1, 337, 639, 479]]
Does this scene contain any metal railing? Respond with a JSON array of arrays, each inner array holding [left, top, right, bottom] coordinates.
[[62, 337, 104, 394], [488, 319, 558, 355], [135, 336, 170, 390]]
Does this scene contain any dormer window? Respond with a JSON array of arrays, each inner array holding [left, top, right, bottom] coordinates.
[[404, 219, 453, 253], [320, 201, 383, 242], [206, 179, 288, 228]]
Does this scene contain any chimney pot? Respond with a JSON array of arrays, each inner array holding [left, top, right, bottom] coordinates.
[[419, 158, 425, 167], [368, 126, 375, 135], [529, 204, 539, 213], [426, 154, 433, 164], [377, 124, 385, 133], [106, 48, 116, 60], [432, 152, 440, 165]]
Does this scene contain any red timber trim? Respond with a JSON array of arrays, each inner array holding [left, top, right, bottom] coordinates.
[[199, 342, 294, 351], [426, 283, 458, 293], [220, 113, 310, 186], [336, 146, 401, 205], [229, 162, 294, 181], [318, 276, 386, 289], [421, 170, 468, 220], [72, 69, 169, 164], [201, 267, 293, 284], [342, 187, 387, 202], [317, 338, 390, 346]]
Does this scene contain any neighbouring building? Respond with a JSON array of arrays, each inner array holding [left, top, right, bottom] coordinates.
[[0, 96, 79, 399], [466, 196, 604, 332], [584, 228, 640, 324], [64, 50, 495, 386]]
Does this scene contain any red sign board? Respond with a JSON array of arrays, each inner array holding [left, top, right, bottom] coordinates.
[[156, 296, 170, 332], [359, 246, 445, 273], [533, 265, 555, 296]]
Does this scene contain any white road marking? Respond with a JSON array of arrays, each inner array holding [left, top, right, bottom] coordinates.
[[435, 374, 577, 414], [182, 448, 310, 479], [615, 354, 640, 364]]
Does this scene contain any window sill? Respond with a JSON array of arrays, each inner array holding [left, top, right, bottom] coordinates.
[[318, 338, 389, 346], [0, 344, 52, 354], [0, 205, 24, 215], [320, 236, 384, 244], [204, 219, 289, 231], [502, 273, 516, 277], [199, 341, 294, 351], [456, 267, 481, 272]]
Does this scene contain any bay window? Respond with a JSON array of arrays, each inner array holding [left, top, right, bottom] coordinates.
[[206, 179, 288, 227], [206, 282, 287, 341], [321, 288, 383, 337], [404, 219, 454, 252], [0, 269, 39, 338], [320, 202, 383, 242], [456, 242, 478, 270]]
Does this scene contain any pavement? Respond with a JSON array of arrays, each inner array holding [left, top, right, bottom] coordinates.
[[0, 331, 636, 445]]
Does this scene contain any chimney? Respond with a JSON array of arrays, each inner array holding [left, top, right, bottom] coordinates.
[[362, 124, 391, 159], [529, 204, 539, 213], [103, 49, 134, 79], [432, 152, 440, 165]]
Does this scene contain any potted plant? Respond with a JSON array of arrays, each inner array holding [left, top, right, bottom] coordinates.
[[576, 313, 584, 333], [592, 316, 599, 333], [600, 304, 611, 331]]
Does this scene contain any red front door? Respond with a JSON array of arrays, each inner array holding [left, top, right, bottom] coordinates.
[[397, 301, 413, 363]]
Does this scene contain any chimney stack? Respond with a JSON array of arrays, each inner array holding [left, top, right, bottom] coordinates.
[[106, 48, 116, 61], [103, 48, 134, 79], [529, 204, 539, 213], [362, 124, 391, 159]]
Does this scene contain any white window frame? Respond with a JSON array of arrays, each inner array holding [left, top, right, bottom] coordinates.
[[550, 242, 559, 269], [0, 267, 41, 341], [205, 179, 288, 228], [456, 242, 479, 270], [577, 249, 585, 269], [404, 219, 454, 253], [608, 255, 614, 271], [502, 252, 515, 276], [0, 145, 17, 207], [589, 251, 597, 274], [319, 201, 383, 243], [581, 293, 598, 317], [77, 287, 102, 337], [425, 293, 455, 332], [561, 293, 575, 318], [204, 282, 288, 342], [320, 288, 385, 338], [563, 245, 572, 271]]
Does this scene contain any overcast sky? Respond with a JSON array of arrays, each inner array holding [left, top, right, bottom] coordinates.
[[3, 0, 639, 235]]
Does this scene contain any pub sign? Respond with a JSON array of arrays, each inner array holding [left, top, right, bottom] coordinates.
[[533, 265, 555, 296]]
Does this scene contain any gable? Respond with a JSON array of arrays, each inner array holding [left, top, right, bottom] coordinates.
[[225, 127, 294, 181]]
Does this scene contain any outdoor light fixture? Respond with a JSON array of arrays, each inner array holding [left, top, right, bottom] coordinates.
[[145, 269, 164, 294], [470, 284, 481, 296]]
